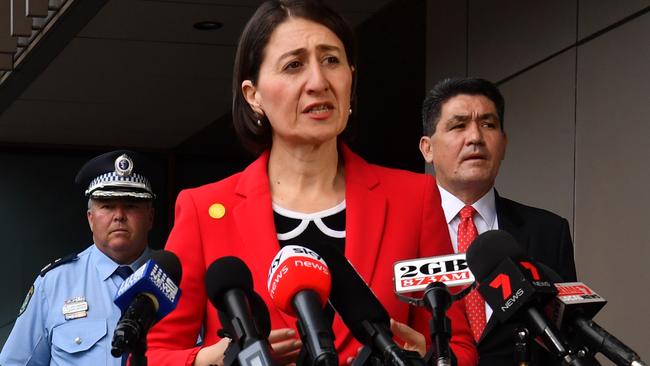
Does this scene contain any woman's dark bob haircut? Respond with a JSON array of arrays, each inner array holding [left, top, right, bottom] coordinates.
[[232, 0, 357, 155]]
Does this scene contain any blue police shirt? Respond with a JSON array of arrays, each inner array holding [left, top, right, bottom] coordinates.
[[0, 245, 150, 366]]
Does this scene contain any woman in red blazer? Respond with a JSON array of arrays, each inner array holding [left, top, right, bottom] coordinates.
[[146, 1, 477, 365]]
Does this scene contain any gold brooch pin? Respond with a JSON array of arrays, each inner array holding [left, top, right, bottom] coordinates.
[[208, 203, 226, 219]]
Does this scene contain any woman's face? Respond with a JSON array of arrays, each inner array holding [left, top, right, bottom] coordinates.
[[243, 17, 353, 147]]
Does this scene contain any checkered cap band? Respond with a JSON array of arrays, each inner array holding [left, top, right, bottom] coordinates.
[[85, 172, 154, 199], [90, 190, 153, 199]]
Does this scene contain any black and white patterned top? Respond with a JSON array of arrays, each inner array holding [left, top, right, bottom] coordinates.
[[273, 201, 346, 329], [273, 201, 346, 253]]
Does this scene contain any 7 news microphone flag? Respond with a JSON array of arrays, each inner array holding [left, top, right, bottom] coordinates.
[[466, 230, 591, 366]]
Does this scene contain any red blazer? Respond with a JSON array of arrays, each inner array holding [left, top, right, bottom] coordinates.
[[146, 145, 477, 365]]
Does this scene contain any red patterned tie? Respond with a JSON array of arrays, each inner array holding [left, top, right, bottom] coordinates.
[[457, 205, 486, 342]]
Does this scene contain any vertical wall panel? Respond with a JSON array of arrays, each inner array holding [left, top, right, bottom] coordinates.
[[1, 1, 18, 53], [424, 0, 467, 176], [352, 0, 426, 171], [497, 50, 576, 228], [425, 0, 467, 89], [575, 13, 650, 361], [468, 0, 576, 82], [27, 0, 53, 18], [578, 0, 649, 38], [11, 0, 32, 36]]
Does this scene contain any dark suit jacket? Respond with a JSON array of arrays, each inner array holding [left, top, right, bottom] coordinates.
[[477, 192, 577, 366]]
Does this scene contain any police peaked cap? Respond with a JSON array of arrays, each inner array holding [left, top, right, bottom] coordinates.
[[75, 150, 156, 200]]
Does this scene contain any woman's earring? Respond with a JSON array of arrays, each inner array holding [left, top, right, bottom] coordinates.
[[348, 107, 352, 115], [256, 119, 262, 127]]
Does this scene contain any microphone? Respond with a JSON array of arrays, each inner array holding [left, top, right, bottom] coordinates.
[[393, 252, 474, 295], [205, 256, 277, 366], [541, 267, 646, 366], [111, 250, 182, 358], [267, 245, 338, 366], [299, 242, 425, 366], [466, 230, 588, 366], [216, 290, 272, 344], [393, 253, 474, 366], [570, 319, 646, 366]]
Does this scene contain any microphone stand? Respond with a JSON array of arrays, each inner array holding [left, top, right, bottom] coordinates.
[[514, 327, 531, 366], [395, 282, 466, 366], [351, 322, 426, 366], [512, 325, 601, 366], [130, 337, 148, 366], [422, 283, 453, 366], [524, 308, 600, 366], [351, 346, 383, 366]]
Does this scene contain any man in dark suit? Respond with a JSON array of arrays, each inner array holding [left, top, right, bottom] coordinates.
[[418, 77, 577, 365]]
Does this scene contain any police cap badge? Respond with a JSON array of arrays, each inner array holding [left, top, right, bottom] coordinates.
[[75, 150, 156, 199]]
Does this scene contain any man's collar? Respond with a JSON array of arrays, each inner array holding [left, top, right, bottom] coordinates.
[[438, 185, 465, 224], [92, 245, 150, 281], [473, 189, 497, 230], [438, 185, 497, 228]]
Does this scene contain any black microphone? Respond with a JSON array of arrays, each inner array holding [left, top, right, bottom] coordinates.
[[111, 250, 182, 360], [205, 256, 277, 366], [540, 264, 646, 366], [216, 290, 272, 345], [571, 320, 646, 366], [299, 241, 425, 366], [466, 230, 589, 366]]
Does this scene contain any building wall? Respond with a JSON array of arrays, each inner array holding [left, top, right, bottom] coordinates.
[[426, 0, 649, 362]]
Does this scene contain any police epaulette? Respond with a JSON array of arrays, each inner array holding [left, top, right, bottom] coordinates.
[[40, 253, 78, 277]]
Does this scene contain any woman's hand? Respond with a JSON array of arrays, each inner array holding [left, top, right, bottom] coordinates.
[[390, 318, 426, 358], [269, 328, 302, 365], [193, 328, 301, 366], [346, 346, 364, 365], [194, 337, 231, 366]]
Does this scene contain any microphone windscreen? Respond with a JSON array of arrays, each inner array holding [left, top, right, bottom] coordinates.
[[299, 241, 389, 344], [267, 245, 331, 316], [534, 261, 564, 283], [466, 229, 525, 281], [205, 256, 254, 311], [150, 250, 182, 285]]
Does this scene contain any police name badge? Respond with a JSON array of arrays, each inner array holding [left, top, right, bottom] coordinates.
[[62, 296, 88, 320]]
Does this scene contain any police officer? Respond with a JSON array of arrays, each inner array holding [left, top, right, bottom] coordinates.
[[0, 150, 156, 366]]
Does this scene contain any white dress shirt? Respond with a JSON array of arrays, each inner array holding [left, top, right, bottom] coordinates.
[[438, 185, 499, 321]]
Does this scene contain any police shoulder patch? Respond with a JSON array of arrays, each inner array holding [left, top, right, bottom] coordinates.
[[18, 285, 35, 316], [39, 253, 78, 277]]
